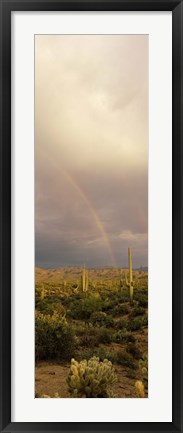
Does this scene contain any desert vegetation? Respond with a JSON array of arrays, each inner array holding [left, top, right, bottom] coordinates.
[[35, 252, 148, 398]]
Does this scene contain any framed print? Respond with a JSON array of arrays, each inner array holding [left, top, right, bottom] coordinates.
[[0, 0, 182, 432]]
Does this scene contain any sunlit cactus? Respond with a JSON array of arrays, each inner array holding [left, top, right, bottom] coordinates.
[[81, 266, 85, 292], [41, 392, 60, 398], [121, 249, 134, 302], [67, 356, 117, 398], [120, 269, 127, 290], [139, 354, 148, 388], [135, 380, 145, 398], [120, 269, 123, 289], [40, 285, 45, 301], [81, 266, 89, 292], [128, 247, 133, 303], [85, 269, 89, 291], [125, 270, 128, 286], [92, 280, 96, 289]]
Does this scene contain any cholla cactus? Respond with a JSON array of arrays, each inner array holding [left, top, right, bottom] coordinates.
[[135, 380, 145, 398], [139, 354, 148, 387], [135, 353, 148, 397], [67, 356, 117, 398], [41, 393, 60, 398]]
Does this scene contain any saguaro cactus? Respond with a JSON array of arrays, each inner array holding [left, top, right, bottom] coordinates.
[[85, 269, 89, 292], [81, 266, 88, 292], [40, 285, 45, 301], [125, 271, 128, 286], [120, 269, 123, 289], [128, 247, 133, 303]]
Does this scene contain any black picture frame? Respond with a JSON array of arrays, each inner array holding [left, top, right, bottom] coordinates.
[[0, 0, 182, 432]]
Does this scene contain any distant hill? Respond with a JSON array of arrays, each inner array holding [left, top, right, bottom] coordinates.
[[135, 266, 148, 272], [35, 266, 148, 284]]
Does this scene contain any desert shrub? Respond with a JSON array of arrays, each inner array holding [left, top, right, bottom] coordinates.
[[96, 327, 112, 344], [119, 293, 131, 303], [36, 300, 66, 316], [113, 303, 129, 316], [129, 306, 146, 318], [116, 349, 137, 369], [35, 311, 76, 360], [138, 299, 148, 308], [101, 299, 114, 312], [112, 330, 136, 344], [73, 323, 91, 336], [77, 346, 112, 362], [90, 311, 114, 328], [67, 356, 116, 397], [115, 319, 127, 330], [134, 293, 148, 308], [79, 334, 100, 348], [67, 296, 102, 320], [142, 315, 148, 326], [78, 326, 111, 347], [126, 343, 142, 360], [127, 317, 144, 331]]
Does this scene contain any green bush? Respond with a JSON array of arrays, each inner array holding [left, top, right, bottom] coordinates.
[[129, 306, 146, 318], [78, 325, 111, 347], [135, 295, 148, 308], [96, 327, 112, 344], [115, 319, 127, 330], [127, 317, 144, 331], [67, 356, 117, 397], [77, 347, 112, 362], [35, 311, 76, 360], [90, 311, 114, 328], [102, 299, 114, 312], [142, 315, 148, 326], [126, 343, 142, 360], [79, 334, 99, 348], [112, 330, 136, 344], [113, 303, 129, 316], [67, 296, 102, 320], [116, 349, 137, 369], [36, 299, 66, 316]]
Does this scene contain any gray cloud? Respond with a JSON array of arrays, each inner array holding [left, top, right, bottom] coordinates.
[[35, 35, 148, 268]]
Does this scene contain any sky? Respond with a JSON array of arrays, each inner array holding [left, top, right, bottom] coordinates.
[[35, 35, 148, 269]]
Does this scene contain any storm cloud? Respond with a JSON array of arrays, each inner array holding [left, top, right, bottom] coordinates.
[[35, 35, 148, 268]]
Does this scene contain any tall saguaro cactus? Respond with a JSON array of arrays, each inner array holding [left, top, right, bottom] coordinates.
[[81, 266, 86, 292], [120, 269, 123, 290], [85, 270, 89, 292], [81, 266, 88, 292], [128, 247, 133, 303], [40, 285, 45, 301]]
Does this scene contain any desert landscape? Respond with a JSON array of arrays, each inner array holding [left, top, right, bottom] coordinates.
[[35, 258, 148, 398]]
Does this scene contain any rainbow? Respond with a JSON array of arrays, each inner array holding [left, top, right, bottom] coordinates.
[[62, 170, 116, 267]]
